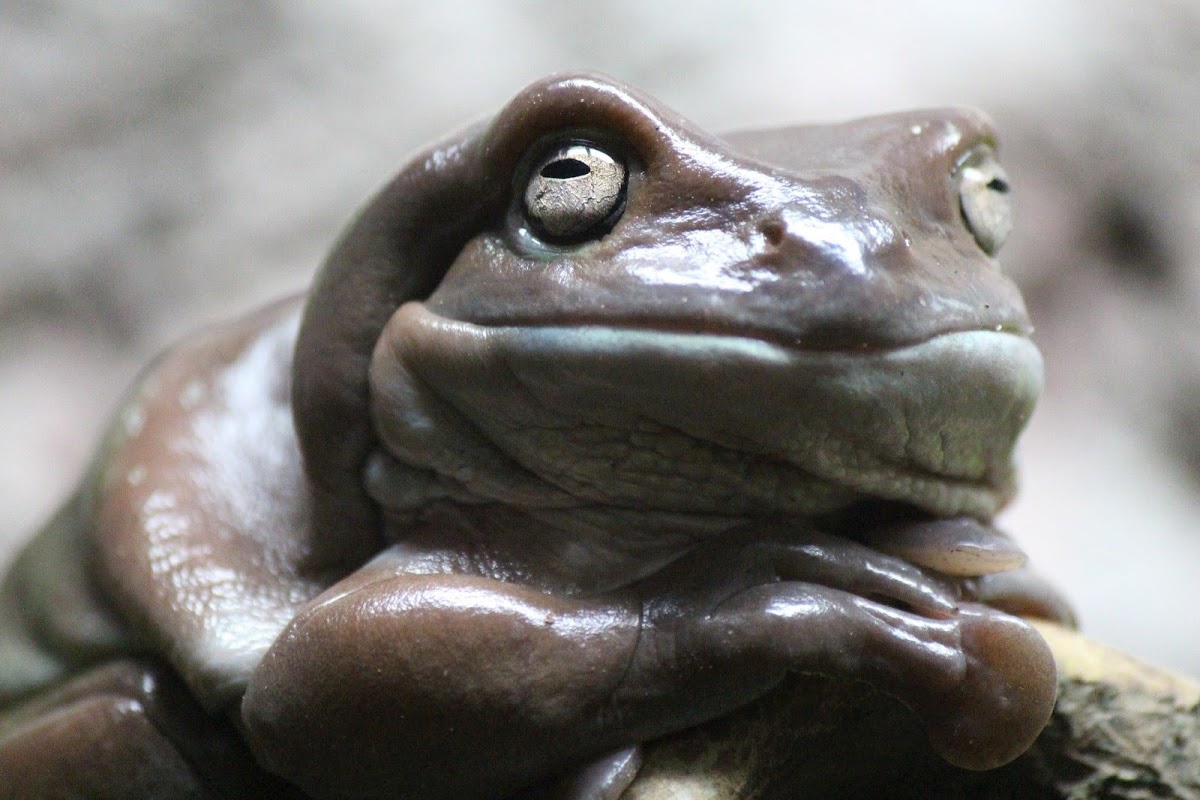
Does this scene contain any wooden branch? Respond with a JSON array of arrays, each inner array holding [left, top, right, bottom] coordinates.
[[622, 623, 1200, 799]]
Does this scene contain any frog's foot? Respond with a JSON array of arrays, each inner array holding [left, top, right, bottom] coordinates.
[[693, 585, 1056, 772], [628, 519, 1060, 773], [962, 566, 1078, 627], [0, 660, 298, 799]]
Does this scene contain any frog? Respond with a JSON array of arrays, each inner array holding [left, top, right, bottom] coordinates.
[[0, 72, 1073, 799]]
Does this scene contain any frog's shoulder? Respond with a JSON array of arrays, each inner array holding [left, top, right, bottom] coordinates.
[[90, 294, 306, 506], [95, 295, 332, 707], [0, 296, 320, 709]]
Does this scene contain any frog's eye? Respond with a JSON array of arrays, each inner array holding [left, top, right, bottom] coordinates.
[[957, 152, 1012, 256], [523, 142, 627, 243]]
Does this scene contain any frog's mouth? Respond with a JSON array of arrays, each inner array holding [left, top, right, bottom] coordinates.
[[367, 301, 1042, 522]]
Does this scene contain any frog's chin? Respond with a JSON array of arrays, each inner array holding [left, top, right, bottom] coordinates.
[[367, 302, 1042, 520]]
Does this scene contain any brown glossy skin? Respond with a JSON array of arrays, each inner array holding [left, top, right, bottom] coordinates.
[[0, 74, 1069, 799]]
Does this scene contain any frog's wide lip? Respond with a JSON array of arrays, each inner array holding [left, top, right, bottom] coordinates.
[[377, 302, 1042, 521], [509, 320, 1034, 358], [431, 310, 1035, 359], [466, 316, 1039, 373]]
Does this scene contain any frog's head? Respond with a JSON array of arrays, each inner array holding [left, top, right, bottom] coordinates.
[[294, 72, 1040, 544]]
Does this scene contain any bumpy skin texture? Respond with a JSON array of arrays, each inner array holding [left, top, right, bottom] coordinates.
[[0, 74, 1070, 799]]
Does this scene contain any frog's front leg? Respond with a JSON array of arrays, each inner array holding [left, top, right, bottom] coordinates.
[[0, 660, 301, 799], [242, 562, 644, 800], [241, 530, 1056, 800]]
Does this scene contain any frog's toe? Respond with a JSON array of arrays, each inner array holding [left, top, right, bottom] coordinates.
[[962, 567, 1079, 628], [542, 744, 642, 800]]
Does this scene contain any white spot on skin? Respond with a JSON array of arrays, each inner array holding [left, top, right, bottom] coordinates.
[[179, 379, 206, 410], [122, 405, 145, 438], [911, 125, 923, 135], [127, 465, 146, 486]]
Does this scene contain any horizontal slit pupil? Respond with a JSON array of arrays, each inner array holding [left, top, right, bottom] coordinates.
[[542, 158, 591, 179], [987, 177, 1010, 193]]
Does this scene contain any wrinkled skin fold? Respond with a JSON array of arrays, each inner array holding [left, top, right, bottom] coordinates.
[[0, 73, 1071, 799]]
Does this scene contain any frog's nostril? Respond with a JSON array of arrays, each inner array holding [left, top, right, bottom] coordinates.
[[760, 218, 786, 248]]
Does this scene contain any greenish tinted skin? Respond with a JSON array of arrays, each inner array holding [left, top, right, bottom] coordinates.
[[0, 74, 1069, 799]]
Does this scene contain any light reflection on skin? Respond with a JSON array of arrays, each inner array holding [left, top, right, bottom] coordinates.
[[624, 229, 769, 293], [782, 213, 872, 276]]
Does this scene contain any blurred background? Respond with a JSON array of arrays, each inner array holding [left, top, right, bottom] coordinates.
[[2, 1, 1198, 676]]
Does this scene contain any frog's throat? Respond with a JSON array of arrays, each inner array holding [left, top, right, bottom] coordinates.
[[366, 301, 1043, 521]]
